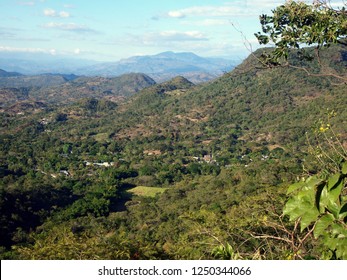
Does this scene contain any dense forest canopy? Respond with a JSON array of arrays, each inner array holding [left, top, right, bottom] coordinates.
[[0, 0, 346, 260]]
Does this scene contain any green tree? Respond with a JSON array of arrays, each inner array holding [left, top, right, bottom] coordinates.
[[54, 113, 68, 122], [255, 0, 347, 83]]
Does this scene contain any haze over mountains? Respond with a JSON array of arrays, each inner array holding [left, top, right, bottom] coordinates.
[[0, 51, 238, 84], [75, 51, 236, 83]]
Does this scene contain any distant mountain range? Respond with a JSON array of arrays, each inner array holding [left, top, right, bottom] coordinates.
[[74, 51, 237, 83], [0, 51, 238, 83]]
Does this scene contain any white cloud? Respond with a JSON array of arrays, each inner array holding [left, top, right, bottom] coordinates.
[[185, 19, 230, 27], [166, 1, 285, 19], [17, 2, 35, 6], [63, 4, 75, 9], [43, 8, 55, 17], [0, 46, 53, 54], [158, 30, 208, 41], [168, 11, 185, 18], [49, 48, 56, 55], [247, 0, 286, 10], [41, 22, 98, 33], [167, 5, 244, 18], [59, 11, 70, 18], [139, 31, 209, 44], [107, 30, 208, 49], [0, 46, 88, 57], [43, 8, 70, 18]]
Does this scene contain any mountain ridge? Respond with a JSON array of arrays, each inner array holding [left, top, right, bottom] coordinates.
[[0, 69, 23, 78], [77, 51, 236, 83]]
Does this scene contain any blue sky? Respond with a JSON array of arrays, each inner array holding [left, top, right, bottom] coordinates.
[[0, 0, 302, 61]]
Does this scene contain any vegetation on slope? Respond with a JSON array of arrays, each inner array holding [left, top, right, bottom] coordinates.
[[0, 0, 346, 260], [0, 72, 156, 107], [0, 41, 345, 259]]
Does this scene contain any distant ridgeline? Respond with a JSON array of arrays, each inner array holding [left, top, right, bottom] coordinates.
[[0, 51, 237, 84], [0, 44, 346, 260]]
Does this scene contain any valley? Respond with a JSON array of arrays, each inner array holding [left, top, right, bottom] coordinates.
[[0, 43, 346, 260]]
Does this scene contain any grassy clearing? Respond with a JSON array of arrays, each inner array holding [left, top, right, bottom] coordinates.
[[94, 132, 109, 142], [127, 186, 168, 198]]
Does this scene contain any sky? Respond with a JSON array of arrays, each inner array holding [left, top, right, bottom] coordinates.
[[0, 0, 314, 62]]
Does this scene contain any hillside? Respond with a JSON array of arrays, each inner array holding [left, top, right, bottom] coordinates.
[[31, 73, 156, 104], [0, 88, 30, 109], [0, 69, 23, 78], [0, 72, 79, 89], [0, 73, 156, 107], [113, 45, 346, 153], [0, 44, 346, 260]]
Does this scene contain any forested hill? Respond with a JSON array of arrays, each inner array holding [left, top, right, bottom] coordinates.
[[0, 73, 156, 109], [114, 44, 346, 151], [0, 44, 346, 260]]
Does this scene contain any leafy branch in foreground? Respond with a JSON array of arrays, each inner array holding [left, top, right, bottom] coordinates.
[[283, 119, 347, 259], [254, 0, 347, 82], [283, 162, 347, 259]]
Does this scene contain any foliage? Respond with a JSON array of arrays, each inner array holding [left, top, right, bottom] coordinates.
[[13, 216, 137, 260], [255, 0, 347, 71], [284, 161, 347, 259], [283, 118, 347, 259], [212, 243, 241, 260], [251, 0, 347, 259]]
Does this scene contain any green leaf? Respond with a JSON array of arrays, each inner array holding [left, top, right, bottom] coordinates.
[[313, 213, 335, 238], [327, 173, 341, 191], [305, 176, 324, 189], [319, 184, 341, 218], [331, 223, 346, 236], [287, 181, 305, 194], [336, 239, 347, 259], [329, 180, 344, 202], [283, 198, 303, 220], [300, 205, 320, 232], [284, 195, 320, 231], [342, 161, 347, 175], [315, 182, 326, 213], [339, 203, 347, 219], [327, 203, 340, 218]]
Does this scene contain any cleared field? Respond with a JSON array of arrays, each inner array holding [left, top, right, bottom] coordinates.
[[127, 186, 168, 197], [94, 132, 109, 142]]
